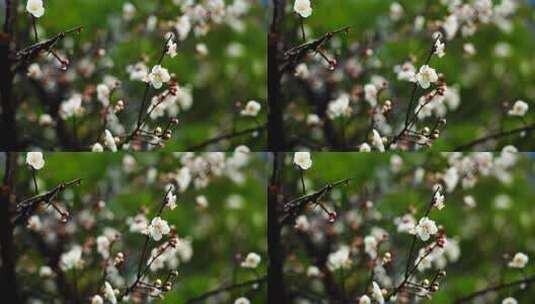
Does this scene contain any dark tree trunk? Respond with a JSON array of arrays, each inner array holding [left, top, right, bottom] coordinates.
[[267, 0, 287, 151], [0, 152, 20, 303], [268, 152, 288, 303], [0, 0, 18, 150]]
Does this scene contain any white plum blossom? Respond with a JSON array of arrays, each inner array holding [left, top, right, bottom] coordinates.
[[240, 100, 261, 117], [415, 65, 439, 89], [103, 129, 117, 152], [414, 217, 438, 241], [39, 266, 53, 277], [59, 94, 84, 118], [306, 265, 320, 277], [92, 143, 104, 152], [359, 295, 371, 304], [148, 217, 171, 241], [103, 281, 117, 304], [294, 0, 312, 18], [26, 152, 45, 170], [96, 84, 111, 106], [167, 38, 178, 58], [96, 236, 111, 259], [371, 281, 385, 304], [195, 195, 209, 208], [364, 84, 378, 107], [359, 143, 371, 152], [327, 94, 352, 119], [435, 38, 445, 58], [508, 100, 528, 117], [294, 215, 310, 231], [463, 195, 476, 208], [122, 2, 136, 21], [389, 2, 403, 21], [27, 63, 43, 79], [60, 245, 83, 270], [433, 188, 445, 210], [371, 129, 385, 152], [234, 297, 250, 304], [91, 295, 104, 304], [327, 246, 351, 270], [166, 189, 177, 210], [148, 65, 171, 89], [26, 0, 45, 18], [127, 214, 149, 234], [293, 152, 312, 170], [502, 297, 518, 304], [394, 214, 416, 233], [508, 252, 528, 269], [127, 62, 149, 81], [27, 215, 42, 231], [364, 235, 378, 259], [394, 61, 416, 81], [240, 252, 261, 269]]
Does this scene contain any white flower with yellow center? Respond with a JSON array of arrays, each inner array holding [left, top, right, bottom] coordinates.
[[240, 252, 261, 269], [294, 0, 312, 18], [508, 252, 528, 268], [26, 152, 45, 170], [414, 217, 438, 241], [148, 65, 171, 89], [26, 0, 45, 18], [240, 100, 261, 117], [293, 152, 312, 170], [148, 217, 170, 241], [234, 297, 250, 304], [415, 65, 438, 89], [508, 100, 529, 117]]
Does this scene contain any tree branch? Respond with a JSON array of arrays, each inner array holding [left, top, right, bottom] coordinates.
[[186, 125, 266, 151], [13, 178, 82, 226], [279, 178, 351, 226], [455, 274, 535, 303], [454, 123, 535, 151], [185, 276, 267, 304]]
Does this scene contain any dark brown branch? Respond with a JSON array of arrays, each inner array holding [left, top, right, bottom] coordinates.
[[280, 26, 351, 74], [13, 178, 82, 226], [280, 178, 351, 226], [186, 124, 266, 151], [12, 26, 83, 71], [455, 274, 535, 303], [185, 276, 267, 304], [454, 124, 535, 151]]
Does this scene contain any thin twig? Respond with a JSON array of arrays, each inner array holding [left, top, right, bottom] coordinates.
[[186, 125, 266, 151], [455, 274, 535, 303], [454, 124, 535, 151], [185, 276, 267, 304]]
